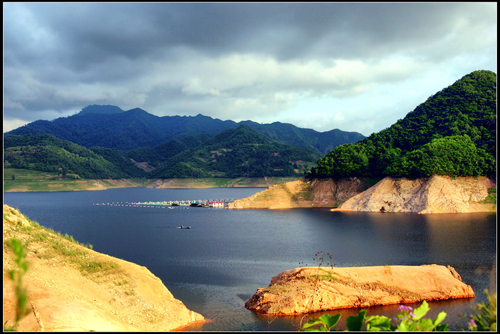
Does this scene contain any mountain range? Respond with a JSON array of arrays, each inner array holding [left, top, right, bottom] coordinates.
[[4, 70, 496, 181], [6, 105, 365, 155], [4, 125, 321, 179]]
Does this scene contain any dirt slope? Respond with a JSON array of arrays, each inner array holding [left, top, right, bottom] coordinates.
[[245, 265, 475, 315], [335, 175, 496, 214], [228, 178, 370, 209], [229, 176, 495, 213], [3, 205, 204, 331]]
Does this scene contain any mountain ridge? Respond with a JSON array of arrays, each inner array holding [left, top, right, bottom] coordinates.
[[6, 106, 365, 154]]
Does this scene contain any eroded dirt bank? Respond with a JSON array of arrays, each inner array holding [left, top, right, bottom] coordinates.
[[335, 175, 496, 214], [228, 178, 372, 209], [3, 205, 204, 331], [229, 176, 496, 213], [245, 265, 475, 315]]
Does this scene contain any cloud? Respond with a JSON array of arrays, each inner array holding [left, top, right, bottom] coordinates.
[[3, 2, 497, 135]]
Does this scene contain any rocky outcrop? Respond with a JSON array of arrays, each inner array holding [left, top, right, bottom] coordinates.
[[334, 175, 496, 214], [309, 178, 368, 207], [3, 205, 204, 331], [245, 265, 475, 315], [228, 178, 370, 209]]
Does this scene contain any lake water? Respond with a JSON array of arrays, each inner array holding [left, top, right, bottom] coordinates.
[[3, 187, 496, 331]]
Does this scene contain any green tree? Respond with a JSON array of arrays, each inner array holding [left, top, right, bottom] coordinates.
[[386, 135, 487, 178], [308, 70, 496, 180], [311, 143, 369, 179]]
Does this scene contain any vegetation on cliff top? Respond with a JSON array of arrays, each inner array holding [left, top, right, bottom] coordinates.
[[309, 70, 496, 180]]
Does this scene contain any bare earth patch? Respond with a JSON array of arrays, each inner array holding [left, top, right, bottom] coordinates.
[[229, 176, 496, 213], [335, 175, 496, 213]]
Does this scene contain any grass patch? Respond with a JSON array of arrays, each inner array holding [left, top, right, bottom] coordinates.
[[4, 206, 118, 283], [280, 184, 294, 199], [303, 268, 339, 283], [309, 274, 338, 282], [3, 168, 152, 192], [291, 182, 314, 202], [267, 285, 289, 293], [482, 187, 496, 204], [114, 279, 129, 286], [80, 260, 119, 275]]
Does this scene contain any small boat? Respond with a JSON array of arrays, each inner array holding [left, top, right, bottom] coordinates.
[[179, 225, 191, 229]]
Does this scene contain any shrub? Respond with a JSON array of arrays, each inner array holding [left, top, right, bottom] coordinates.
[[463, 289, 496, 331], [300, 300, 447, 331], [300, 290, 497, 331], [4, 239, 30, 331]]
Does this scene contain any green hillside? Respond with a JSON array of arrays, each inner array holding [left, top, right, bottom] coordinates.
[[309, 70, 496, 180], [4, 134, 139, 179], [151, 125, 320, 178], [4, 127, 320, 180]]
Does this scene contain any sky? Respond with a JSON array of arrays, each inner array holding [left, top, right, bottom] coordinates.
[[3, 2, 497, 136]]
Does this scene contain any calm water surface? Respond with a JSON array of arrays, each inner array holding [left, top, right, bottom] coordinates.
[[4, 188, 496, 331]]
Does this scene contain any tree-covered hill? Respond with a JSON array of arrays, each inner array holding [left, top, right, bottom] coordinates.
[[150, 125, 321, 178], [309, 70, 497, 180], [4, 134, 141, 179], [6, 105, 364, 154], [77, 104, 126, 116], [4, 126, 321, 179], [240, 121, 365, 155]]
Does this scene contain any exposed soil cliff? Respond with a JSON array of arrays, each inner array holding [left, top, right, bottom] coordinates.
[[335, 175, 496, 214], [229, 176, 495, 214], [228, 178, 371, 209], [245, 265, 475, 315], [3, 205, 204, 331]]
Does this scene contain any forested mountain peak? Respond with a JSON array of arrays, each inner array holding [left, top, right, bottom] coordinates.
[[310, 70, 496, 180], [77, 105, 125, 115], [205, 125, 273, 146], [125, 108, 149, 115], [6, 106, 364, 153]]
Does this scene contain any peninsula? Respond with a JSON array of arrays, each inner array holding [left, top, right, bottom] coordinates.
[[3, 205, 204, 331]]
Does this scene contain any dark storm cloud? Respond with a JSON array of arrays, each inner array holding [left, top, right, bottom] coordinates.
[[3, 2, 497, 133], [4, 3, 469, 66]]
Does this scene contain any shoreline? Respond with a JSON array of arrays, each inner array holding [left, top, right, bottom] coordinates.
[[3, 175, 298, 193]]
